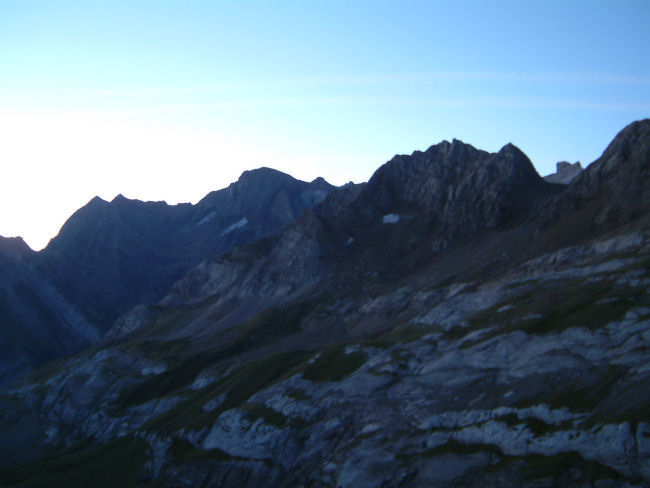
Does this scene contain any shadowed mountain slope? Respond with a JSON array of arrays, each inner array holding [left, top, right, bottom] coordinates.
[[0, 169, 335, 386]]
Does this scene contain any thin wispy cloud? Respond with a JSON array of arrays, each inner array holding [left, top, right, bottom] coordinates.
[[97, 71, 650, 97], [103, 96, 650, 117]]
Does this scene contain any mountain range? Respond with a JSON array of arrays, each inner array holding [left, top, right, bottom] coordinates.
[[0, 170, 335, 386], [0, 119, 648, 487]]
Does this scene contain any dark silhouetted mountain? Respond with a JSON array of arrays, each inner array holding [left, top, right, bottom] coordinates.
[[0, 169, 335, 386], [40, 168, 335, 332]]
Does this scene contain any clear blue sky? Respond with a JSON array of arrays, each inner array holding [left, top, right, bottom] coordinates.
[[1, 0, 649, 249]]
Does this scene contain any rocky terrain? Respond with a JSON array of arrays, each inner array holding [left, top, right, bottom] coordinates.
[[0, 120, 648, 487]]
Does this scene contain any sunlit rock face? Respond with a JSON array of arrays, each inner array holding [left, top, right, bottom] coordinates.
[[0, 120, 649, 487]]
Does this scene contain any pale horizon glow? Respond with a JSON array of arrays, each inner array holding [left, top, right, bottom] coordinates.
[[1, 0, 649, 250]]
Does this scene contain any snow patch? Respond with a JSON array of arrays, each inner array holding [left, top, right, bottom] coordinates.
[[382, 213, 400, 224], [197, 211, 217, 226], [220, 217, 248, 236]]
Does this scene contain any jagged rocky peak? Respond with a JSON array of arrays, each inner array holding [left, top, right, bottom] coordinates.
[[0, 235, 32, 259], [362, 138, 547, 231], [543, 161, 583, 185]]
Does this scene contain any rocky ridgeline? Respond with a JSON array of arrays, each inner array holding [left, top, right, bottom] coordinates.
[[0, 119, 649, 487], [145, 137, 561, 337], [0, 169, 335, 386]]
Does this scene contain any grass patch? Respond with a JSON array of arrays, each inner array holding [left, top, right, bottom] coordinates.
[[287, 388, 310, 401], [302, 346, 367, 383], [459, 276, 648, 348], [398, 439, 503, 462], [168, 438, 233, 463], [143, 350, 311, 434], [116, 298, 318, 410], [0, 436, 149, 488], [486, 413, 574, 437], [584, 371, 650, 428], [508, 452, 633, 483], [425, 439, 503, 457], [242, 403, 289, 427], [215, 299, 315, 359], [516, 364, 629, 413], [363, 323, 433, 348], [167, 437, 277, 468]]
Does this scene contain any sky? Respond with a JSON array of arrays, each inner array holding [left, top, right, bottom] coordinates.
[[1, 0, 649, 250]]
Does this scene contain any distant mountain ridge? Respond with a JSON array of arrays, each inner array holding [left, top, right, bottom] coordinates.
[[0, 169, 336, 385]]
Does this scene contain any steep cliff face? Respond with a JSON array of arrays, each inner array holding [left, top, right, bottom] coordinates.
[[0, 237, 98, 386], [1, 120, 649, 487]]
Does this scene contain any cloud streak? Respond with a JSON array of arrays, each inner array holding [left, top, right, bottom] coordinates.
[[97, 71, 650, 97], [103, 96, 650, 116]]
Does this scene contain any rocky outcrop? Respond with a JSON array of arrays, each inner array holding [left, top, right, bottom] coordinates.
[[543, 161, 583, 184]]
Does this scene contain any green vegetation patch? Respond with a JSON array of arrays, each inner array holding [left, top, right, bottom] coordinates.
[[116, 298, 319, 410], [302, 346, 367, 383], [168, 438, 233, 463], [489, 414, 573, 437], [216, 299, 315, 359], [144, 350, 311, 434], [363, 323, 433, 348], [585, 371, 650, 428], [515, 364, 629, 413], [287, 388, 310, 401], [398, 439, 503, 462], [242, 402, 289, 427], [0, 436, 149, 488], [503, 452, 634, 483], [460, 275, 648, 348]]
